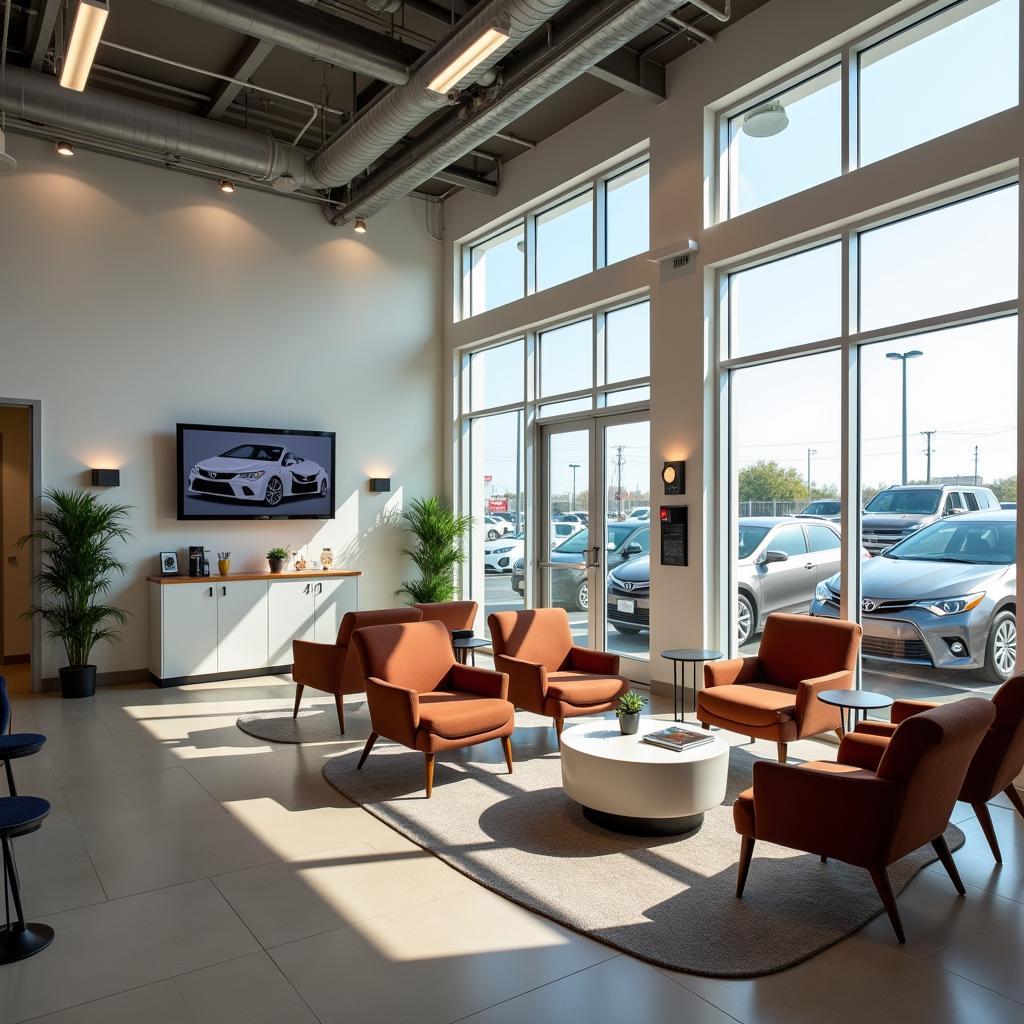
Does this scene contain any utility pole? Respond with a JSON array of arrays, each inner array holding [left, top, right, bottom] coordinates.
[[806, 448, 817, 500], [614, 445, 625, 519], [568, 463, 580, 511], [974, 445, 980, 485], [887, 349, 923, 484], [920, 431, 936, 483]]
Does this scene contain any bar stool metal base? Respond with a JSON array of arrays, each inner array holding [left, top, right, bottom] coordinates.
[[0, 923, 54, 963]]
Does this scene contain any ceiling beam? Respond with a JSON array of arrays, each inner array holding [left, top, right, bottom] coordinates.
[[431, 166, 498, 195], [28, 0, 61, 72], [586, 46, 666, 103], [205, 37, 276, 119]]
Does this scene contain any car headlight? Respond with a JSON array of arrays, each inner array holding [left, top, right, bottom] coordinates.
[[916, 593, 985, 616], [513, 558, 525, 571], [190, 465, 199, 476], [236, 471, 265, 480], [814, 582, 833, 604]]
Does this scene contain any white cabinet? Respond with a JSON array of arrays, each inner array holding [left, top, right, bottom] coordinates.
[[149, 573, 359, 685]]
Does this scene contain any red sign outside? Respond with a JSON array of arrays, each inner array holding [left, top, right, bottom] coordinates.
[[487, 498, 508, 512]]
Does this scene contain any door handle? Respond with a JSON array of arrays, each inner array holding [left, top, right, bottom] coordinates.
[[803, 562, 815, 571], [538, 561, 587, 571], [207, 586, 213, 597], [303, 584, 310, 594], [221, 586, 227, 596], [315, 582, 322, 595]]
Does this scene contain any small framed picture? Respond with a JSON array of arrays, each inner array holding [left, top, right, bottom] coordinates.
[[159, 551, 180, 576]]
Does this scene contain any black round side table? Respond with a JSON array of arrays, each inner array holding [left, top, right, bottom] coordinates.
[[452, 637, 490, 666], [818, 689, 894, 736], [661, 649, 724, 723]]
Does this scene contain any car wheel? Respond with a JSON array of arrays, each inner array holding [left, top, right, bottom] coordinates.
[[737, 592, 756, 647], [264, 477, 284, 506], [980, 609, 1016, 684], [319, 478, 327, 496], [487, 529, 499, 540], [611, 623, 642, 635], [575, 580, 589, 612]]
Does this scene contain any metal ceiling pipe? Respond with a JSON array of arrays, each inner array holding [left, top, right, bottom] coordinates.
[[0, 65, 312, 186], [150, 0, 415, 85], [344, 0, 687, 217], [309, 0, 573, 188], [686, 1, 731, 22], [364, 0, 465, 22]]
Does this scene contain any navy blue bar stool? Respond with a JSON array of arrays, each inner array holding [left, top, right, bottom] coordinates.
[[0, 795, 53, 963], [1, 676, 47, 797]]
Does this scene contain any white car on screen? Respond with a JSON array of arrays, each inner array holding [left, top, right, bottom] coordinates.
[[188, 444, 328, 506]]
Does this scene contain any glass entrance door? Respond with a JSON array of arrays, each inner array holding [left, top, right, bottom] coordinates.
[[539, 413, 651, 672]]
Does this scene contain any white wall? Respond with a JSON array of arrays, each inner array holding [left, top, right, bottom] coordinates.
[[0, 136, 443, 683], [0, 405, 32, 660]]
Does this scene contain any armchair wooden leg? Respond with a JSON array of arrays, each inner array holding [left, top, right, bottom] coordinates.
[[835, 728, 845, 742], [1004, 784, 1024, 820], [553, 716, 564, 738], [868, 866, 905, 944], [736, 836, 755, 898], [777, 742, 787, 764], [424, 754, 435, 798], [700, 722, 710, 731], [932, 835, 966, 894], [973, 801, 1002, 863], [356, 733, 378, 770], [292, 684, 304, 718], [334, 694, 345, 736], [500, 735, 513, 774]]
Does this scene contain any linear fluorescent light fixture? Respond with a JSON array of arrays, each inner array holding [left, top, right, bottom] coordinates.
[[60, 0, 110, 93], [427, 20, 510, 95]]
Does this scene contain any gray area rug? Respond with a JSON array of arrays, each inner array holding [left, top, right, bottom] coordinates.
[[322, 716, 965, 977], [237, 706, 347, 744]]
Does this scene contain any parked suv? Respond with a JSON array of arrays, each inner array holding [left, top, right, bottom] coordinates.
[[861, 484, 999, 555]]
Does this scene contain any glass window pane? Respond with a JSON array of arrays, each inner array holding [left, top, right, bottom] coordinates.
[[859, 186, 1018, 331], [729, 243, 841, 358], [605, 386, 650, 407], [605, 300, 651, 383], [540, 318, 593, 398], [606, 162, 649, 264], [728, 65, 842, 217], [469, 222, 524, 316], [536, 190, 594, 291], [469, 338, 524, 411], [540, 397, 593, 418], [859, 0, 1018, 167]]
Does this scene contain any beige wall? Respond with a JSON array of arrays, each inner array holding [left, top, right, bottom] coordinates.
[[0, 136, 444, 683], [0, 405, 32, 660]]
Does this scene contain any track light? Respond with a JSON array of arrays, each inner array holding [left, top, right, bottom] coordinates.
[[354, 217, 367, 234], [427, 20, 510, 95], [55, 140, 75, 158], [60, 0, 109, 93], [218, 179, 235, 193]]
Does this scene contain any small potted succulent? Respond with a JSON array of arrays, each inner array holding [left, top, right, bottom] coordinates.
[[267, 547, 289, 573], [615, 690, 648, 735]]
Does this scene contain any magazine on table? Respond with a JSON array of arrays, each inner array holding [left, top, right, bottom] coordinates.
[[641, 725, 715, 753]]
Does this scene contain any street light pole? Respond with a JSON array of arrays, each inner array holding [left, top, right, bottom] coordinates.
[[569, 463, 580, 511], [886, 349, 923, 484], [806, 448, 817, 501]]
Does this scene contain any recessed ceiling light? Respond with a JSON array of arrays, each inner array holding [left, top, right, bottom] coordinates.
[[218, 180, 235, 193], [55, 140, 75, 157], [742, 100, 789, 138], [427, 21, 511, 95], [60, 0, 109, 93], [354, 217, 367, 234]]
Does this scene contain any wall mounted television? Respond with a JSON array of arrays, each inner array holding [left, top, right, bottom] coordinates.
[[176, 423, 336, 520]]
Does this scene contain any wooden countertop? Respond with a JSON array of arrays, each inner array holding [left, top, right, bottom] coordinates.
[[148, 569, 361, 584]]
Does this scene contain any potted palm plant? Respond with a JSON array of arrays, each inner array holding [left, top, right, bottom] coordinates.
[[21, 488, 132, 699], [396, 497, 474, 603], [615, 690, 648, 735]]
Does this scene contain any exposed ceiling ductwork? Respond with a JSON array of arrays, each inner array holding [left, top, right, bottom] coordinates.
[[343, 0, 688, 218], [310, 0, 574, 189], [149, 0, 417, 85]]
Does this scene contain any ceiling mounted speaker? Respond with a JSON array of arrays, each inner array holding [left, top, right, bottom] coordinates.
[[271, 173, 299, 193], [0, 129, 17, 173], [742, 101, 789, 139]]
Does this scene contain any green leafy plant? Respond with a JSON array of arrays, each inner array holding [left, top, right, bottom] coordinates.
[[615, 690, 648, 718], [20, 488, 132, 669], [267, 547, 289, 560], [396, 497, 474, 604]]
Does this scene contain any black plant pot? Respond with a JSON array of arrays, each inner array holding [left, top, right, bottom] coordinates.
[[619, 713, 640, 735], [60, 665, 96, 699], [268, 558, 285, 573]]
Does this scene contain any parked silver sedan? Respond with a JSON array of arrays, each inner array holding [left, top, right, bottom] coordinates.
[[736, 517, 845, 645], [812, 510, 1016, 683]]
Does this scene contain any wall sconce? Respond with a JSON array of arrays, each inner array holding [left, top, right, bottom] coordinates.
[[368, 477, 391, 493], [91, 468, 120, 487], [662, 461, 685, 496]]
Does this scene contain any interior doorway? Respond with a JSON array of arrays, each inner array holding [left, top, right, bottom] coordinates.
[[0, 402, 36, 696]]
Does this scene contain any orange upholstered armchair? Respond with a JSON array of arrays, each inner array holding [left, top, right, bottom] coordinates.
[[697, 613, 862, 763], [291, 607, 424, 734], [734, 698, 995, 943], [487, 608, 629, 736], [414, 601, 478, 635], [351, 620, 514, 797], [853, 675, 1024, 862]]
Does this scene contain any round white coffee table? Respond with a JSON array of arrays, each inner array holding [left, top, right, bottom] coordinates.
[[560, 718, 729, 837]]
